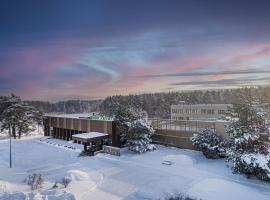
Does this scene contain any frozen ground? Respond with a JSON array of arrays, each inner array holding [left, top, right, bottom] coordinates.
[[0, 137, 270, 200]]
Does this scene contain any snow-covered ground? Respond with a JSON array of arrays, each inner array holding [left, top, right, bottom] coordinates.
[[0, 137, 270, 200]]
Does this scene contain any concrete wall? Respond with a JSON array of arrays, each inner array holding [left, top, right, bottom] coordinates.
[[152, 129, 194, 149]]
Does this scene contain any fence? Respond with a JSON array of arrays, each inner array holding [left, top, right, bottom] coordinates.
[[150, 118, 216, 132], [150, 118, 228, 149]]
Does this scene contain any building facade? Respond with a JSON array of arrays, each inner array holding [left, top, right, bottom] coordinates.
[[43, 113, 120, 147], [171, 104, 231, 121]]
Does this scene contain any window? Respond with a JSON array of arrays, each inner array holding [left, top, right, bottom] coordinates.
[[192, 109, 198, 114], [218, 110, 225, 115], [201, 109, 207, 114], [207, 109, 214, 114]]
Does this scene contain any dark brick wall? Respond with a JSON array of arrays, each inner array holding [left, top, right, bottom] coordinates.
[[44, 116, 120, 147]]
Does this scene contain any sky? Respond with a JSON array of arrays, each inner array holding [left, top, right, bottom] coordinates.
[[0, 0, 270, 101]]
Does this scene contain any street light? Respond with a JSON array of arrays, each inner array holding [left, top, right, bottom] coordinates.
[[8, 117, 15, 168], [8, 123, 12, 168]]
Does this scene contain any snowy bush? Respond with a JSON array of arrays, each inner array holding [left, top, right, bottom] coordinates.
[[126, 118, 156, 153], [161, 193, 200, 200], [191, 129, 227, 159], [229, 130, 270, 180], [52, 182, 59, 189], [233, 131, 268, 154], [25, 173, 44, 190], [61, 177, 72, 188], [233, 153, 270, 180]]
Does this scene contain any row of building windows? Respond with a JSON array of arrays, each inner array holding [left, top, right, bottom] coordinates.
[[172, 108, 226, 115], [172, 109, 199, 114]]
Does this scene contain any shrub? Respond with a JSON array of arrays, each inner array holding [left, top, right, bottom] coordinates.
[[161, 193, 200, 200], [52, 182, 59, 189], [230, 130, 270, 181], [191, 129, 227, 159], [25, 173, 44, 190], [233, 131, 268, 154], [79, 150, 94, 157], [233, 153, 270, 180], [61, 177, 72, 188]]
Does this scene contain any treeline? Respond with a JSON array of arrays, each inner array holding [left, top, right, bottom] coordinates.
[[25, 100, 102, 114], [100, 86, 270, 118], [26, 86, 270, 117]]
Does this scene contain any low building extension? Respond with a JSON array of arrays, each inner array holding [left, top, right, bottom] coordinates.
[[43, 113, 121, 151]]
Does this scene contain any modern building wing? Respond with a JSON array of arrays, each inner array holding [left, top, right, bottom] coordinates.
[[171, 104, 231, 121]]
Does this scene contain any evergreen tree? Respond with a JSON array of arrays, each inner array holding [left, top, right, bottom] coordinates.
[[0, 94, 43, 138], [127, 117, 156, 153], [191, 129, 227, 159], [226, 92, 270, 180]]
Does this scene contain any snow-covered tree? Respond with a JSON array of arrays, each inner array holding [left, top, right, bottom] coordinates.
[[0, 94, 43, 138], [226, 93, 270, 180], [100, 97, 156, 153], [126, 117, 156, 153], [100, 97, 143, 142], [191, 129, 227, 159], [230, 129, 270, 180]]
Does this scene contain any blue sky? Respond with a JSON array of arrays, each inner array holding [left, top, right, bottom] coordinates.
[[0, 0, 270, 100]]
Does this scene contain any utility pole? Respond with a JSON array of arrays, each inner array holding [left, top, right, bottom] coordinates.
[[9, 123, 12, 168]]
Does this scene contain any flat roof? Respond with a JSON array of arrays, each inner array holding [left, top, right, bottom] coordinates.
[[44, 113, 97, 118], [171, 104, 231, 107], [44, 113, 114, 121], [72, 132, 108, 140]]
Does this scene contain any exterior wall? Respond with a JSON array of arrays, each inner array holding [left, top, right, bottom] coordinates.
[[151, 118, 228, 137], [151, 118, 229, 149], [152, 121, 229, 150], [171, 104, 231, 120], [215, 121, 228, 138], [152, 129, 194, 149], [43, 116, 120, 147]]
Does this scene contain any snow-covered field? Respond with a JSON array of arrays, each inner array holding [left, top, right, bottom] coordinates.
[[0, 137, 270, 200]]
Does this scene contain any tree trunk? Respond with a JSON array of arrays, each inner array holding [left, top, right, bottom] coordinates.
[[19, 130, 21, 139], [12, 125, 16, 139]]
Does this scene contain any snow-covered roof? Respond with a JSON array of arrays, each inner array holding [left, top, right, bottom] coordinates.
[[44, 113, 114, 121], [171, 104, 231, 107], [44, 112, 98, 119], [72, 132, 108, 140]]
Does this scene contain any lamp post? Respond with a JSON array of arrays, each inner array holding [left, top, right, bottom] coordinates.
[[9, 117, 16, 168], [9, 123, 12, 168]]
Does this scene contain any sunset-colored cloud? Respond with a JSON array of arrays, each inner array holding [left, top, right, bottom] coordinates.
[[1, 1, 270, 100]]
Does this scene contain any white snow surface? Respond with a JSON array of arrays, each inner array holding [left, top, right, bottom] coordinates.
[[72, 132, 108, 139], [0, 137, 270, 200], [44, 113, 97, 119]]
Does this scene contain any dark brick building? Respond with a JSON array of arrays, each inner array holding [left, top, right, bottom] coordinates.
[[43, 114, 120, 147]]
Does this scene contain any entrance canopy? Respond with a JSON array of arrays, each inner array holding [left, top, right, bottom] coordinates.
[[72, 132, 108, 143]]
